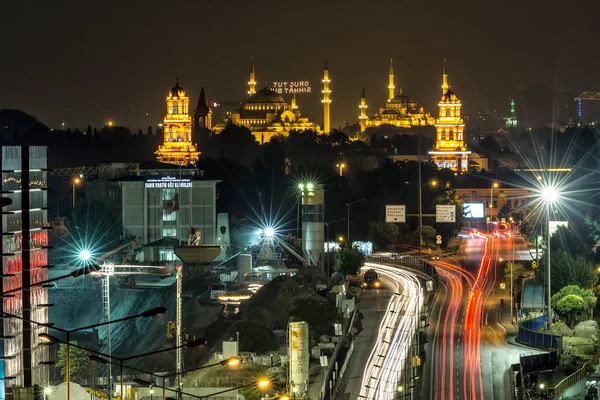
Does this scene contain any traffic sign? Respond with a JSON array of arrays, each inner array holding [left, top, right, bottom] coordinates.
[[436, 235, 442, 245], [386, 205, 406, 223], [500, 282, 506, 289], [436, 205, 456, 223], [532, 260, 538, 269]]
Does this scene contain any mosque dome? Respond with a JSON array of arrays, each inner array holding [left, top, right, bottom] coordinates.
[[442, 89, 460, 103], [389, 94, 411, 104], [247, 87, 286, 104]]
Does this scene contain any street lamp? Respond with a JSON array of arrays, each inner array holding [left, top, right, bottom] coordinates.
[[324, 218, 345, 277], [346, 198, 365, 246], [405, 180, 439, 255], [133, 376, 270, 400], [335, 162, 346, 177], [490, 182, 499, 222], [33, 306, 167, 400], [541, 185, 560, 328], [72, 177, 82, 208], [88, 338, 207, 400]]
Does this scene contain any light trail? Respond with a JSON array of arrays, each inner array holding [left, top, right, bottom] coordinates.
[[358, 262, 424, 400]]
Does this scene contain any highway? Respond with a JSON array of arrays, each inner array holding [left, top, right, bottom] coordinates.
[[357, 262, 424, 400], [424, 233, 534, 400]]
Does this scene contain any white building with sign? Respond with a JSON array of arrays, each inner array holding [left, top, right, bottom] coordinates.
[[85, 164, 219, 262]]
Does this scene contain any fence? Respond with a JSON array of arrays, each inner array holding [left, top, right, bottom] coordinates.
[[550, 362, 592, 399], [517, 315, 562, 351]]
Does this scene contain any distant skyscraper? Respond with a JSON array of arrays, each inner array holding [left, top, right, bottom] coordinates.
[[429, 59, 470, 171], [155, 79, 200, 166]]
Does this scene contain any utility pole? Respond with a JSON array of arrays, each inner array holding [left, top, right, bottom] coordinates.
[[418, 134, 423, 255]]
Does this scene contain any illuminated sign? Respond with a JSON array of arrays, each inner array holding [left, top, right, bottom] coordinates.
[[144, 176, 192, 189], [272, 81, 312, 94], [463, 202, 485, 219], [436, 205, 456, 223]]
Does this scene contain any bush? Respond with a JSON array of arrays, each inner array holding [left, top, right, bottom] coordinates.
[[334, 247, 365, 276]]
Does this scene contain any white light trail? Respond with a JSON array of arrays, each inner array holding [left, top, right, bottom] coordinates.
[[358, 262, 424, 400]]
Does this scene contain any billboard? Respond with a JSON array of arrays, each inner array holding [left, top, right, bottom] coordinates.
[[463, 202, 485, 219], [436, 205, 456, 223], [144, 176, 192, 189], [272, 81, 312, 94]]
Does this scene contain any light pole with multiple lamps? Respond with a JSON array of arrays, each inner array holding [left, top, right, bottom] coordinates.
[[405, 179, 438, 255], [335, 162, 346, 177], [541, 185, 560, 329]]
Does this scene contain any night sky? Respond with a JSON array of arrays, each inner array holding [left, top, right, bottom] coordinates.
[[1, 0, 599, 130]]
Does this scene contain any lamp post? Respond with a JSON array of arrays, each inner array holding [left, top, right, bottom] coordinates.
[[134, 376, 270, 400], [324, 218, 345, 277], [490, 182, 499, 223], [346, 199, 365, 247], [405, 179, 438, 255], [88, 337, 207, 400], [72, 177, 81, 208], [32, 306, 167, 400], [335, 162, 346, 177], [541, 185, 559, 328]]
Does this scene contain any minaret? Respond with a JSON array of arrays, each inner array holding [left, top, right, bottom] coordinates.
[[442, 58, 449, 94], [248, 58, 256, 96], [388, 58, 395, 101], [291, 93, 298, 111], [359, 86, 368, 132], [321, 56, 331, 134]]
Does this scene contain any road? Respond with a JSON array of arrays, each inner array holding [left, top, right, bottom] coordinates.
[[423, 233, 534, 400], [337, 262, 423, 400]]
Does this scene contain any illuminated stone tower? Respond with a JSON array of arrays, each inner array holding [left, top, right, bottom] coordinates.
[[429, 59, 470, 171], [321, 56, 331, 134], [291, 93, 298, 111], [388, 58, 395, 102], [359, 86, 368, 132], [155, 79, 200, 166], [248, 58, 256, 96]]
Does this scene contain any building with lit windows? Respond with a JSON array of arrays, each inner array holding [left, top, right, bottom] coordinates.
[[212, 59, 325, 144], [359, 59, 435, 132], [429, 60, 470, 171], [1, 146, 49, 389], [155, 80, 201, 166]]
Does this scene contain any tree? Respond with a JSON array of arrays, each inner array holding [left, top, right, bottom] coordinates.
[[551, 285, 596, 319], [556, 295, 585, 326], [334, 247, 365, 276], [55, 341, 89, 384], [420, 225, 437, 245], [503, 262, 531, 295], [539, 251, 597, 295], [369, 221, 399, 249]]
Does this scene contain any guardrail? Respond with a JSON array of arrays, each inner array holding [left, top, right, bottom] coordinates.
[[517, 315, 562, 351], [550, 362, 591, 398]]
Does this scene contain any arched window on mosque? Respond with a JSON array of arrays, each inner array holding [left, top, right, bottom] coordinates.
[[173, 103, 179, 114], [446, 110, 451, 117], [168, 130, 173, 141]]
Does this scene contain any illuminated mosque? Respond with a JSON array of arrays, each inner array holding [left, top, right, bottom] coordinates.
[[212, 58, 329, 144], [359, 59, 436, 132]]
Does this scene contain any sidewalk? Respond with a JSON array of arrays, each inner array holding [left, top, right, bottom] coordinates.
[[306, 363, 326, 400]]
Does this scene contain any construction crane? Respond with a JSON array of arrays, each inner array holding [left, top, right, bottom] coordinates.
[[574, 92, 600, 119], [49, 163, 140, 177], [90, 238, 170, 393]]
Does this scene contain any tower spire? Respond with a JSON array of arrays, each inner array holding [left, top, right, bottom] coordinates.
[[248, 57, 256, 96], [388, 58, 395, 101], [359, 86, 368, 132], [442, 58, 449, 94], [322, 55, 331, 134]]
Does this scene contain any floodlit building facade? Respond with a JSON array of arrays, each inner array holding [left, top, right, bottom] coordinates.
[[429, 60, 470, 171], [212, 59, 325, 144], [155, 80, 201, 166], [1, 146, 49, 389], [360, 59, 436, 132]]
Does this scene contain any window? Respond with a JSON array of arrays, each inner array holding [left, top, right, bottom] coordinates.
[[162, 188, 176, 200], [173, 103, 179, 114], [163, 210, 176, 221], [163, 228, 176, 237], [446, 110, 450, 117], [159, 249, 177, 261]]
